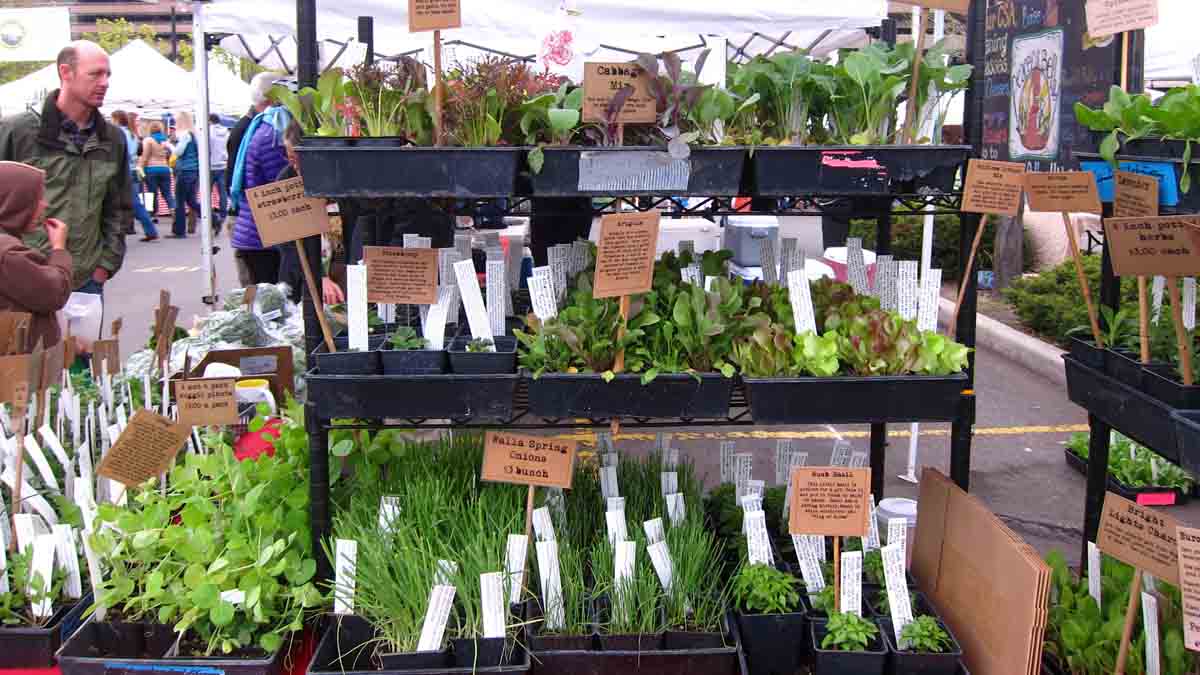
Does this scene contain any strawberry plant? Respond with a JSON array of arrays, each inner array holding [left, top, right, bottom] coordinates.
[[388, 326, 428, 350]]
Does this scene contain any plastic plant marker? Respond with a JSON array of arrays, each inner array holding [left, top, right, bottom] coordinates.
[[648, 540, 674, 593], [532, 506, 556, 542], [1143, 591, 1161, 675], [417, 585, 457, 652], [882, 542, 913, 646], [787, 268, 817, 335], [760, 237, 778, 286], [347, 265, 368, 352], [841, 550, 862, 617], [334, 539, 357, 615], [917, 268, 942, 333], [28, 533, 54, 619], [536, 540, 565, 630], [847, 238, 869, 295], [454, 259, 495, 345], [51, 524, 82, 599], [505, 534, 528, 606], [481, 572, 506, 639]]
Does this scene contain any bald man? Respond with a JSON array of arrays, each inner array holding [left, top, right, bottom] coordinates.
[[0, 40, 129, 301]]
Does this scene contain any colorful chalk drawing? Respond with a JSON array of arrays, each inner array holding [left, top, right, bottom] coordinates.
[[1009, 29, 1063, 161]]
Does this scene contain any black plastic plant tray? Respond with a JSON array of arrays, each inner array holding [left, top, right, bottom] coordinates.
[[1063, 355, 1182, 467], [1143, 365, 1200, 408], [528, 146, 747, 197], [306, 370, 519, 421], [865, 591, 936, 622], [1062, 448, 1191, 506], [308, 616, 529, 675], [312, 335, 387, 376], [734, 610, 806, 675], [810, 618, 887, 675], [58, 621, 286, 675], [749, 145, 970, 197], [525, 373, 734, 420], [0, 599, 81, 668], [743, 374, 967, 424], [1103, 349, 1161, 392], [880, 618, 962, 675], [297, 144, 522, 198], [1172, 411, 1200, 479], [1068, 338, 1105, 371]]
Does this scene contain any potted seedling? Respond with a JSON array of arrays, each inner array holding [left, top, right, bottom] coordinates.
[[529, 539, 595, 653], [592, 540, 665, 652], [662, 521, 729, 650], [450, 522, 520, 668], [882, 615, 962, 675], [379, 326, 446, 375], [731, 562, 805, 675], [448, 336, 518, 374], [1065, 431, 1194, 506], [0, 547, 87, 668], [811, 611, 887, 675]]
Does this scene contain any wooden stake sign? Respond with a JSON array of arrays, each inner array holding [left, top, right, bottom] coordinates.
[[1175, 526, 1200, 651], [364, 246, 439, 305], [408, 0, 461, 32], [1104, 215, 1200, 278], [175, 378, 238, 427], [1085, 0, 1158, 39], [1114, 171, 1160, 218], [96, 410, 190, 487], [582, 62, 657, 124], [481, 431, 576, 490], [787, 467, 872, 537], [593, 211, 661, 299]]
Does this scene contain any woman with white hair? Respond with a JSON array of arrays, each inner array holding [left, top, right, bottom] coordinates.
[[225, 72, 282, 281], [169, 111, 202, 237]]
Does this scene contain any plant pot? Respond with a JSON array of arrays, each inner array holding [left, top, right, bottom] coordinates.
[[1176, 410, 1200, 479], [448, 336, 517, 374], [312, 335, 386, 375], [596, 633, 664, 651], [452, 637, 510, 668], [1143, 365, 1200, 408], [307, 615, 527, 675], [880, 618, 963, 675], [306, 371, 519, 421], [1103, 349, 1159, 391], [528, 146, 747, 196], [662, 630, 726, 650], [377, 649, 453, 670], [810, 618, 887, 675], [526, 372, 733, 420], [744, 374, 968, 424], [297, 144, 523, 198], [735, 610, 806, 675], [380, 344, 448, 375], [58, 621, 284, 675], [0, 599, 82, 668], [1068, 337, 1105, 371], [1063, 447, 1191, 506], [749, 145, 970, 197], [528, 632, 595, 652]]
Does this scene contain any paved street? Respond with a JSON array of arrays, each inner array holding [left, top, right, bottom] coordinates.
[[102, 229, 1200, 568]]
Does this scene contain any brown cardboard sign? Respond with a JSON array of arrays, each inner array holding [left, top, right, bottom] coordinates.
[[90, 340, 120, 380], [593, 211, 661, 299], [0, 354, 31, 405], [364, 246, 439, 305], [247, 177, 331, 248], [962, 159, 1027, 216], [1104, 215, 1200, 277], [1113, 171, 1160, 218], [787, 467, 872, 537], [175, 378, 239, 427], [408, 0, 461, 32], [582, 62, 657, 124], [1024, 172, 1102, 214], [1176, 526, 1200, 651], [481, 431, 576, 489], [96, 409, 190, 487], [1085, 0, 1158, 39], [110, 317, 122, 338], [1097, 491, 1180, 584]]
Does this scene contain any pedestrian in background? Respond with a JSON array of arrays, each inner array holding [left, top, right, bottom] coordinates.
[[170, 111, 202, 237], [111, 110, 158, 242], [230, 88, 290, 285], [208, 113, 229, 225], [139, 120, 174, 220]]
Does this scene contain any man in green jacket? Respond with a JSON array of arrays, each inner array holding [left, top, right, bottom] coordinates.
[[0, 40, 128, 295]]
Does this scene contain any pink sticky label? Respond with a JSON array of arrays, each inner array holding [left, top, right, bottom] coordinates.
[[1136, 492, 1176, 506], [820, 151, 885, 170]]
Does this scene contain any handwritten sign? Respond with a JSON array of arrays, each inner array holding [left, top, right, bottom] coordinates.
[[408, 0, 461, 32], [582, 62, 657, 124], [246, 177, 331, 247], [962, 159, 1026, 216], [593, 211, 661, 298], [1096, 491, 1180, 584], [96, 410, 190, 487], [481, 431, 576, 489], [364, 246, 439, 305], [175, 378, 238, 427], [787, 467, 872, 537], [1024, 172, 1102, 214], [1104, 215, 1200, 277], [1085, 0, 1158, 39], [1114, 171, 1160, 218], [1176, 526, 1200, 651]]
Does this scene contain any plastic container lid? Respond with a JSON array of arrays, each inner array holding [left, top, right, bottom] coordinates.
[[877, 497, 918, 528]]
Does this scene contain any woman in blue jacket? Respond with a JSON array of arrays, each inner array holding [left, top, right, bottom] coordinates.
[[229, 105, 291, 284], [170, 111, 203, 238]]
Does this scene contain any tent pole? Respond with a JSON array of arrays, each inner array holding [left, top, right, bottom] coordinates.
[[194, 5, 217, 311]]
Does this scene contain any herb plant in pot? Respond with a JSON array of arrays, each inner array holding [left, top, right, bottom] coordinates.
[[662, 520, 729, 649], [592, 540, 665, 652], [450, 517, 521, 668], [0, 546, 85, 668], [530, 538, 595, 653], [380, 326, 446, 375], [811, 611, 887, 675], [448, 336, 518, 374], [882, 615, 962, 675], [731, 562, 805, 675]]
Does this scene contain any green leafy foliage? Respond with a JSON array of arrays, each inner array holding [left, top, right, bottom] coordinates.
[[899, 615, 953, 653], [519, 83, 585, 172], [388, 326, 428, 350], [273, 69, 352, 137], [821, 611, 879, 652], [1004, 255, 1140, 346], [0, 549, 67, 627], [464, 338, 494, 353], [345, 59, 432, 142], [731, 563, 800, 615], [1067, 432, 1195, 490]]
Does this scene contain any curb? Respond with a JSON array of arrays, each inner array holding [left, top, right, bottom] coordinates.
[[937, 297, 1066, 388]]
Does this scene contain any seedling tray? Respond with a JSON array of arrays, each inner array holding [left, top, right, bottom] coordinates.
[[306, 369, 519, 421], [448, 336, 518, 374], [528, 146, 747, 196], [297, 144, 523, 198], [1172, 411, 1200, 479], [1103, 349, 1160, 392], [58, 621, 286, 675], [1143, 365, 1200, 408], [526, 372, 734, 420], [1067, 338, 1104, 371], [1062, 448, 1191, 506], [308, 616, 528, 675], [0, 598, 84, 668], [312, 335, 387, 376], [743, 374, 967, 424], [749, 145, 970, 197]]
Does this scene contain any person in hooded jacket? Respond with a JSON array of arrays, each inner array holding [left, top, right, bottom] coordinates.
[[229, 105, 292, 285]]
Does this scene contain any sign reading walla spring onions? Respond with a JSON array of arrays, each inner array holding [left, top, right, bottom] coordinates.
[[481, 431, 576, 489]]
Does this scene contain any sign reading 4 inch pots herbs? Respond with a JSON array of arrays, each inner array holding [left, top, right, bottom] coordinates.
[[787, 467, 871, 537], [246, 177, 331, 247], [481, 431, 576, 489], [1103, 215, 1200, 277]]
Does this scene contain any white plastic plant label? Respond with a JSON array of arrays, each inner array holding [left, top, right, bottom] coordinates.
[[660, 471, 678, 496], [601, 451, 618, 468], [682, 264, 701, 286], [571, 240, 590, 278], [51, 524, 82, 599], [454, 259, 495, 345], [529, 275, 558, 321], [532, 507, 556, 542], [1087, 541, 1102, 610], [29, 533, 55, 619], [1143, 591, 1161, 675], [887, 518, 907, 564], [847, 238, 869, 295], [666, 493, 686, 526], [1186, 278, 1197, 331], [917, 268, 943, 333], [840, 550, 863, 617], [605, 509, 629, 545], [1152, 276, 1166, 321], [760, 237, 779, 286], [505, 534, 528, 606], [746, 479, 765, 499], [378, 496, 402, 533], [798, 556, 825, 599], [23, 435, 59, 492], [596, 431, 614, 454], [705, 276, 719, 292], [347, 264, 369, 352], [643, 518, 665, 545], [600, 465, 619, 500], [720, 441, 735, 483], [424, 286, 454, 350], [81, 532, 104, 621], [774, 439, 795, 485], [455, 234, 472, 261], [849, 450, 868, 469], [13, 513, 37, 554], [417, 585, 457, 652], [830, 439, 852, 467], [744, 510, 773, 566], [734, 453, 753, 499], [436, 559, 458, 586], [647, 540, 674, 592], [535, 540, 564, 630], [865, 496, 881, 551], [504, 234, 525, 289], [613, 541, 637, 624], [549, 245, 570, 301], [160, 363, 171, 418], [882, 542, 914, 646], [787, 269, 817, 335], [781, 238, 798, 275], [38, 425, 69, 471], [606, 497, 625, 514], [781, 451, 809, 519], [334, 539, 357, 615], [872, 254, 893, 299], [898, 261, 919, 321], [486, 260, 507, 338], [378, 303, 396, 324], [480, 572, 507, 639]]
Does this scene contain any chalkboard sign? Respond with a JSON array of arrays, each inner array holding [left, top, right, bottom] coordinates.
[[980, 0, 1142, 172]]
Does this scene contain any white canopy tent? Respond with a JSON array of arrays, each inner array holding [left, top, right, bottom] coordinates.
[[1145, 1, 1200, 84]]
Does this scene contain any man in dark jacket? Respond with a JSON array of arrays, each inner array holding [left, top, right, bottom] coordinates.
[[0, 40, 129, 296]]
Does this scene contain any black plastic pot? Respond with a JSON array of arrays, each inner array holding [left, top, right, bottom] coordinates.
[[378, 650, 453, 670], [452, 638, 510, 668], [1063, 448, 1191, 506], [744, 374, 967, 424], [528, 632, 595, 652], [297, 144, 523, 198], [448, 336, 517, 374], [59, 621, 284, 675], [1173, 411, 1200, 478], [662, 630, 726, 650], [596, 633, 664, 651], [306, 370, 519, 421], [526, 372, 733, 420], [1064, 355, 1182, 466], [880, 619, 962, 675], [749, 145, 970, 197], [1103, 349, 1159, 391], [735, 610, 806, 675], [313, 335, 386, 375], [810, 619, 888, 675], [528, 146, 747, 196], [380, 344, 448, 375], [307, 615, 528, 675], [866, 591, 935, 622], [0, 600, 81, 668], [1143, 365, 1200, 408], [1068, 338, 1105, 371]]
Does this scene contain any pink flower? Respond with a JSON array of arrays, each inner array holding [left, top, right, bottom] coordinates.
[[541, 30, 574, 69]]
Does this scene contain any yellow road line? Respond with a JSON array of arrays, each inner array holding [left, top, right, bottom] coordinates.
[[546, 424, 1089, 443]]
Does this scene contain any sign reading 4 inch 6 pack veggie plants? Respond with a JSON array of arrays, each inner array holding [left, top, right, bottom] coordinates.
[[481, 431, 576, 489], [788, 467, 871, 536]]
